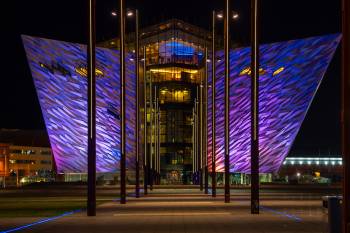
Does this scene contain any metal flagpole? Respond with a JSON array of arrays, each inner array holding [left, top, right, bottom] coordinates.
[[224, 0, 231, 203], [192, 107, 195, 179], [204, 47, 209, 194], [157, 99, 160, 184], [155, 97, 158, 184], [135, 9, 140, 198], [143, 46, 148, 195], [199, 68, 203, 191], [149, 72, 153, 190], [154, 86, 157, 185], [119, 0, 126, 204], [211, 10, 217, 198], [251, 0, 260, 214], [87, 0, 96, 216]]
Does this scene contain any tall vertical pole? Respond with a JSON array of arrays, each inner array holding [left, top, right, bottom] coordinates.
[[157, 99, 160, 184], [224, 0, 231, 203], [87, 0, 96, 216], [119, 0, 126, 204], [193, 103, 197, 184], [143, 46, 148, 195], [199, 69, 204, 191], [211, 10, 217, 198], [155, 97, 158, 185], [342, 0, 350, 231], [204, 47, 209, 194], [149, 73, 153, 190], [251, 0, 260, 214], [135, 9, 140, 198], [154, 86, 157, 185], [192, 107, 195, 176]]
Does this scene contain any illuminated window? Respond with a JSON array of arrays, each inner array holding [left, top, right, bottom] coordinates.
[[273, 67, 285, 76]]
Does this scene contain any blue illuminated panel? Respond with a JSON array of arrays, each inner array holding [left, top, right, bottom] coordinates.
[[22, 36, 136, 173]]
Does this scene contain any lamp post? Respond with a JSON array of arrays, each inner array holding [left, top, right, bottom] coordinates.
[[211, 10, 217, 198], [214, 4, 238, 203], [224, 0, 231, 203], [251, 0, 260, 214], [342, 0, 350, 231], [119, 0, 126, 204], [87, 0, 96, 216]]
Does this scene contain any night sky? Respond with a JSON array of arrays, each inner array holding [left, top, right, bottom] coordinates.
[[0, 0, 342, 155]]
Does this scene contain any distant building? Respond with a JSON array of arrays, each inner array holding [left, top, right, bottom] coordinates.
[[0, 129, 54, 187], [22, 18, 341, 185], [278, 156, 342, 184]]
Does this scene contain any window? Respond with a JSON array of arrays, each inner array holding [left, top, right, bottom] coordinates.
[[40, 150, 51, 155]]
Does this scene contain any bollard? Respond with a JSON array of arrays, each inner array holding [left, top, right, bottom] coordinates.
[[328, 196, 342, 233]]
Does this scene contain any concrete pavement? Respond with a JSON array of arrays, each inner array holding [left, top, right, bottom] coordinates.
[[0, 188, 330, 233]]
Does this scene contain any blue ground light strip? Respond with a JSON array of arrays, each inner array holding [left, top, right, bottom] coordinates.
[[2, 192, 139, 232], [260, 206, 303, 222], [0, 209, 82, 233]]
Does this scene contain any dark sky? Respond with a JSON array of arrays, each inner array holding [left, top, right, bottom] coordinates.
[[0, 0, 341, 155]]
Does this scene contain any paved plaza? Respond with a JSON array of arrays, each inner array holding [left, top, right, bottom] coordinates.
[[0, 188, 331, 233]]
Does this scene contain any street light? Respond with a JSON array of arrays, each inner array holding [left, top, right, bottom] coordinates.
[[210, 6, 238, 200], [216, 11, 239, 20], [112, 6, 141, 200]]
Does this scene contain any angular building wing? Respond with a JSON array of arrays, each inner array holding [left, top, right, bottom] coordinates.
[[22, 35, 136, 173], [208, 34, 341, 173]]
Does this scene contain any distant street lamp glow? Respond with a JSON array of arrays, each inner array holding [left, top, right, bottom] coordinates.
[[111, 11, 117, 17], [127, 11, 134, 17], [216, 11, 239, 20]]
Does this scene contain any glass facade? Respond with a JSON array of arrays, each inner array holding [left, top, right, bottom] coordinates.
[[139, 19, 210, 184]]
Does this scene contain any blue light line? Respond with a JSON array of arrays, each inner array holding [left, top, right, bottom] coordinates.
[[260, 206, 302, 222], [0, 209, 81, 233]]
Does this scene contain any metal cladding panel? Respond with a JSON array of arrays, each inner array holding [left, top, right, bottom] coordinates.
[[207, 34, 341, 173], [22, 36, 136, 173]]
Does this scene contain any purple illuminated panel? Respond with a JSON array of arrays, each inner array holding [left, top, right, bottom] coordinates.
[[22, 36, 136, 173], [208, 34, 341, 173]]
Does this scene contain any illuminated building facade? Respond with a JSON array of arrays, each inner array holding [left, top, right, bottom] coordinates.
[[22, 19, 340, 184], [101, 19, 211, 184]]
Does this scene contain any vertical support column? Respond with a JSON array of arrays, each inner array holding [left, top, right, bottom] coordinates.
[[87, 0, 96, 216], [224, 0, 231, 203], [135, 9, 140, 198], [143, 46, 148, 195], [204, 47, 209, 194], [342, 0, 350, 231], [119, 0, 126, 204], [251, 0, 260, 214], [211, 10, 217, 198]]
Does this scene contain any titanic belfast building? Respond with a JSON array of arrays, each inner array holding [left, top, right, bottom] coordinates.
[[22, 19, 340, 184]]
